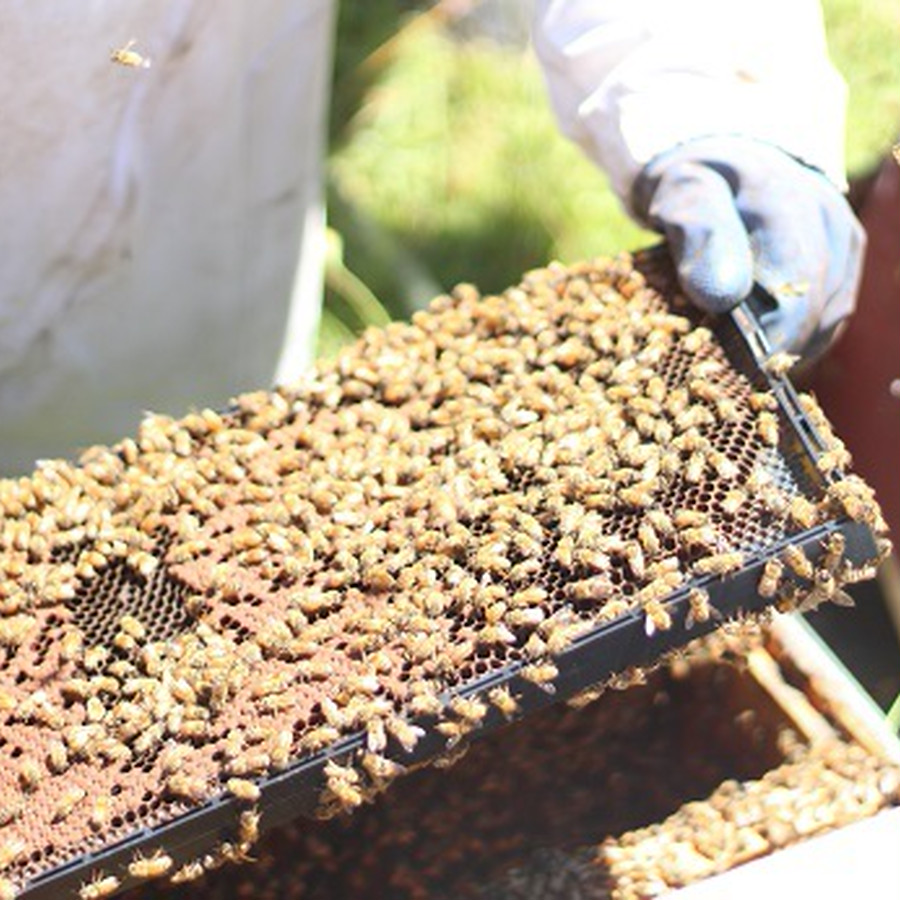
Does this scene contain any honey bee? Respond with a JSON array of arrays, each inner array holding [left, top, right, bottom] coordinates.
[[692, 551, 743, 577], [53, 787, 87, 823], [0, 803, 23, 829], [682, 326, 713, 353], [169, 861, 205, 884], [0, 838, 25, 870], [59, 628, 84, 662], [816, 445, 852, 476], [685, 587, 713, 627], [448, 695, 488, 724], [434, 719, 471, 746], [17, 758, 42, 792], [720, 489, 747, 517], [323, 760, 364, 809], [79, 873, 121, 900], [488, 685, 519, 719], [385, 716, 425, 753], [166, 773, 208, 802], [619, 479, 658, 508], [782, 544, 813, 580], [756, 412, 780, 446], [643, 599, 672, 636], [624, 541, 646, 580], [673, 509, 707, 529], [757, 558, 784, 598], [646, 509, 675, 537], [520, 661, 558, 693], [764, 351, 800, 377], [128, 850, 173, 880], [89, 795, 113, 831], [680, 525, 720, 552], [238, 809, 260, 848], [227, 778, 261, 803], [821, 532, 846, 573], [637, 520, 661, 556], [82, 645, 110, 671], [787, 496, 819, 530]]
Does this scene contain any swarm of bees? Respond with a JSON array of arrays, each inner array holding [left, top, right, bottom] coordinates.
[[0, 253, 888, 897]]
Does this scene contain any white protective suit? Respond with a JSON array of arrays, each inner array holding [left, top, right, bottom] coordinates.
[[532, 0, 848, 208], [0, 2, 335, 473]]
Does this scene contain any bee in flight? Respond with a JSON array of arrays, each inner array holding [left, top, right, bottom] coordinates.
[[111, 38, 152, 69]]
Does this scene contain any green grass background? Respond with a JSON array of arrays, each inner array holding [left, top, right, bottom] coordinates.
[[320, 0, 900, 355]]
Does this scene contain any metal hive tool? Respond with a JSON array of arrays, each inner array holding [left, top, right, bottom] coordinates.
[[0, 249, 889, 900]]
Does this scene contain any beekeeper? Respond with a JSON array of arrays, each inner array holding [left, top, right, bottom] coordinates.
[[532, 0, 864, 360], [1, 1, 859, 474], [0, 2, 335, 473]]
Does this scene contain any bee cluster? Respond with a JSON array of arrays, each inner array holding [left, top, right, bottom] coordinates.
[[0, 253, 888, 898], [600, 738, 900, 898]]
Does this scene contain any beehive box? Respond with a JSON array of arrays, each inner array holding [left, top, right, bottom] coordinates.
[[108, 615, 900, 900], [0, 250, 892, 900]]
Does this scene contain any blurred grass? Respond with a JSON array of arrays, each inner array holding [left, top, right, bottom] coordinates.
[[822, 0, 900, 176], [320, 0, 900, 356]]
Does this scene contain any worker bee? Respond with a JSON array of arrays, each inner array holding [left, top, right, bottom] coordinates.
[[386, 716, 425, 753], [623, 541, 646, 580], [787, 496, 819, 530], [643, 599, 672, 636], [680, 525, 720, 553], [764, 351, 800, 377], [53, 787, 87, 823], [0, 838, 25, 870], [619, 479, 658, 508], [59, 628, 85, 663], [673, 509, 707, 529], [166, 773, 208, 803], [692, 551, 743, 577], [821, 532, 846, 573], [757, 558, 784, 598], [17, 758, 42, 792], [682, 326, 713, 353], [79, 873, 121, 900], [128, 850, 173, 880], [646, 509, 675, 537], [520, 661, 558, 693], [637, 520, 661, 556], [169, 860, 205, 884], [782, 544, 814, 580], [323, 760, 363, 809], [685, 587, 713, 628], [720, 489, 747, 517], [238, 808, 260, 848], [226, 778, 261, 803], [488, 685, 519, 719], [89, 795, 113, 831], [361, 752, 404, 784], [816, 445, 852, 476], [0, 803, 23, 829], [756, 412, 780, 447]]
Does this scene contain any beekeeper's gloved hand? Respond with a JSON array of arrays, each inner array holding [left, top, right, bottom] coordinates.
[[632, 136, 865, 360]]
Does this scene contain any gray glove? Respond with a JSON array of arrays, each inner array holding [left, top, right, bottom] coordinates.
[[632, 137, 866, 359]]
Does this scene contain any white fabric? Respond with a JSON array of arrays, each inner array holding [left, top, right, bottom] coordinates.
[[0, 0, 335, 473], [532, 0, 848, 210]]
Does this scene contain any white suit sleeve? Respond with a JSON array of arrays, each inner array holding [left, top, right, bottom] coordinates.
[[532, 0, 848, 210]]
